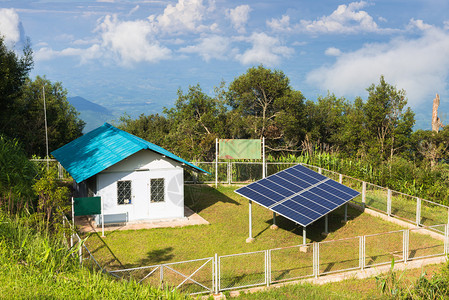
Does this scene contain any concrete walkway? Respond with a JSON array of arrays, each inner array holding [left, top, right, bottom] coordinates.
[[75, 206, 209, 233]]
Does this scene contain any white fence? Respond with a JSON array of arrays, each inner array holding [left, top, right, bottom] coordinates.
[[31, 158, 69, 179], [104, 224, 448, 295], [187, 162, 449, 227], [63, 161, 449, 295]]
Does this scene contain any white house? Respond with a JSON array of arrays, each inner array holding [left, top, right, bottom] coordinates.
[[51, 123, 207, 224]]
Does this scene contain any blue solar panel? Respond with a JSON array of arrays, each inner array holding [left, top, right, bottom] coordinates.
[[235, 164, 360, 227], [236, 186, 278, 207]]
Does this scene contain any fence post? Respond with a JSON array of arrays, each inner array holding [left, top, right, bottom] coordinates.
[[266, 250, 270, 287], [78, 235, 83, 265], [416, 198, 421, 226], [160, 265, 164, 288], [318, 168, 322, 175], [215, 138, 218, 188], [227, 161, 232, 184], [362, 182, 366, 208], [313, 242, 319, 278], [387, 189, 392, 216], [339, 174, 343, 184], [445, 225, 448, 255], [359, 236, 364, 271], [403, 230, 409, 263], [214, 253, 218, 294]]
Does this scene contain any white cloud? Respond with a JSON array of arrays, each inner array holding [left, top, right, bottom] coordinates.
[[267, 15, 293, 32], [128, 5, 140, 17], [226, 5, 251, 33], [444, 21, 449, 30], [306, 25, 449, 107], [179, 35, 234, 61], [97, 14, 171, 64], [0, 8, 21, 47], [300, 1, 378, 33], [325, 47, 342, 56], [35, 44, 102, 63], [407, 18, 434, 31], [236, 32, 294, 67], [269, 1, 383, 34], [151, 0, 216, 34]]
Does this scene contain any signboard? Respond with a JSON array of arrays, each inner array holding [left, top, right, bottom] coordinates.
[[219, 139, 261, 159], [73, 197, 101, 216]]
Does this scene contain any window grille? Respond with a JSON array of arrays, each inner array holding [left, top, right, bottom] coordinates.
[[150, 178, 165, 203], [117, 180, 131, 205]]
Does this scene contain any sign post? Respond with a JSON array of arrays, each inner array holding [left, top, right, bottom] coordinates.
[[72, 196, 103, 236]]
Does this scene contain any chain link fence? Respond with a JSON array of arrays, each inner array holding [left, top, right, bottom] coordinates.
[[59, 161, 449, 295]]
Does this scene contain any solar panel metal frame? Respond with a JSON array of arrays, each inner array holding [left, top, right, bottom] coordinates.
[[235, 164, 360, 227]]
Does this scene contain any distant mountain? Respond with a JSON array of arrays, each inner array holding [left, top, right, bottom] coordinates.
[[67, 96, 114, 133], [68, 96, 111, 114]]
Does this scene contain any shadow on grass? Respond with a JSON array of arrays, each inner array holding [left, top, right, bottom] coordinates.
[[262, 204, 364, 243], [185, 184, 240, 213], [138, 247, 175, 266], [86, 230, 125, 270]]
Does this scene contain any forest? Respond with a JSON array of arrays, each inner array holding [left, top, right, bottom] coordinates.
[[119, 65, 449, 205], [1, 35, 449, 207]]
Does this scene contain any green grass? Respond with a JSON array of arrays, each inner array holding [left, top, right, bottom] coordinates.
[[232, 263, 445, 299], [83, 185, 444, 293], [0, 213, 188, 299]]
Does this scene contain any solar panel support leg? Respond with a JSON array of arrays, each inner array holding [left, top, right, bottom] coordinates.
[[246, 200, 255, 243], [323, 215, 328, 235], [270, 212, 278, 230], [303, 226, 307, 245], [344, 204, 348, 223]]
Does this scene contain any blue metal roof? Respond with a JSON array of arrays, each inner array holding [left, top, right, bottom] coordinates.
[[51, 123, 208, 183]]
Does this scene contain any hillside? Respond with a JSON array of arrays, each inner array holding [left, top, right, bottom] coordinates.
[[67, 96, 114, 132]]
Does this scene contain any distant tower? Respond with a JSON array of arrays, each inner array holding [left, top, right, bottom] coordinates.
[[431, 93, 444, 132]]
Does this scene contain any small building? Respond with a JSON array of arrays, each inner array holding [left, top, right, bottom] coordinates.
[[52, 123, 207, 224]]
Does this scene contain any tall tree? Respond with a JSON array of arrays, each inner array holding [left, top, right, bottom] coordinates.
[[305, 93, 349, 148], [164, 84, 228, 161], [0, 36, 33, 136], [118, 113, 173, 149], [227, 65, 305, 150], [15, 76, 85, 156], [364, 76, 415, 161]]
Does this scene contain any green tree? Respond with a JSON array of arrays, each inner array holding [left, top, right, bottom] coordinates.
[[0, 136, 37, 213], [412, 127, 449, 168], [118, 113, 173, 149], [0, 36, 33, 136], [32, 169, 70, 232], [227, 65, 306, 150], [164, 84, 228, 160], [15, 76, 85, 156], [364, 76, 415, 161], [305, 93, 350, 148], [338, 96, 368, 157]]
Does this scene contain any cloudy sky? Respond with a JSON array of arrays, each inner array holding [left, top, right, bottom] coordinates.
[[1, 0, 449, 129]]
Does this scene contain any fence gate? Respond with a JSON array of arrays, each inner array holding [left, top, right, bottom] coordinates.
[[219, 250, 267, 291], [109, 257, 214, 295]]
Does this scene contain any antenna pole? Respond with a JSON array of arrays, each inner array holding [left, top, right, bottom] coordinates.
[[43, 86, 49, 171]]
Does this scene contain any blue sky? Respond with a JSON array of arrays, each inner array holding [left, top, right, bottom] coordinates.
[[1, 0, 449, 130]]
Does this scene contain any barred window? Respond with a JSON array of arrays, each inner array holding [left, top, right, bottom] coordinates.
[[150, 178, 165, 203], [117, 180, 131, 205]]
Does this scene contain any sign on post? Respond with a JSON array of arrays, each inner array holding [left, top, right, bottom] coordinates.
[[73, 197, 101, 216], [219, 139, 261, 160]]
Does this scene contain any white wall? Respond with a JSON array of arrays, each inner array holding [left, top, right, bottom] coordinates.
[[95, 150, 185, 222]]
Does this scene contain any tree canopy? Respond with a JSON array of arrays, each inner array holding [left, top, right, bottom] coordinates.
[[0, 38, 84, 157]]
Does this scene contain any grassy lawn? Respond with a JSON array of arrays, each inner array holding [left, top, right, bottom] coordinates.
[[233, 263, 445, 300], [83, 185, 444, 294]]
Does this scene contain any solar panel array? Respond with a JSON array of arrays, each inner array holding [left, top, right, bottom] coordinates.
[[235, 164, 360, 227]]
